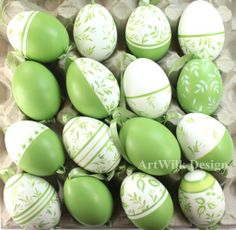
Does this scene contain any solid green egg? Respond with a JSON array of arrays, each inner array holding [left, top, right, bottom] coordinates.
[[13, 61, 61, 121], [119, 117, 181, 176]]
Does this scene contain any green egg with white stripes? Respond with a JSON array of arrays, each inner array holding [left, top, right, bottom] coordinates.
[[63, 116, 121, 173], [121, 172, 173, 230], [66, 58, 120, 119], [123, 58, 171, 118], [4, 173, 61, 230], [7, 11, 69, 62]]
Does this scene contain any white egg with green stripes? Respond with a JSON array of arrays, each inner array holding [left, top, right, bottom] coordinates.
[[63, 116, 121, 173], [4, 173, 61, 230]]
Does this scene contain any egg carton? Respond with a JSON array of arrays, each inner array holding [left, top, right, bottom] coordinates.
[[0, 0, 236, 229]]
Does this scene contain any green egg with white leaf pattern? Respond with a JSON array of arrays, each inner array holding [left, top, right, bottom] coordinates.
[[178, 170, 225, 229]]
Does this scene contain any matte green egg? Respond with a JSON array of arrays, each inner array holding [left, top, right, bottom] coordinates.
[[119, 117, 181, 175], [13, 61, 61, 121], [177, 59, 223, 115]]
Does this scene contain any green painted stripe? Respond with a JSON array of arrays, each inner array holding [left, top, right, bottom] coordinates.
[[18, 189, 55, 225], [76, 127, 108, 164], [15, 185, 53, 224], [180, 173, 215, 193], [5, 173, 24, 190], [183, 172, 208, 183], [72, 124, 104, 159], [12, 184, 50, 219], [82, 137, 110, 168], [63, 118, 78, 135], [20, 11, 35, 54], [128, 189, 167, 217], [180, 181, 216, 194], [126, 35, 171, 48], [126, 85, 170, 99], [178, 31, 224, 38]]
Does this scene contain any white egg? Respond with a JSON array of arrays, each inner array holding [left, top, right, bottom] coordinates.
[[4, 173, 61, 230], [74, 3, 117, 61], [123, 58, 171, 118], [63, 116, 121, 173], [178, 0, 224, 60], [178, 170, 225, 228], [120, 172, 173, 230]]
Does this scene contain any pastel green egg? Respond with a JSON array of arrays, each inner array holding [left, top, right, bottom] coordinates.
[[66, 58, 120, 119], [178, 170, 225, 229], [13, 61, 61, 121], [119, 117, 181, 176], [4, 120, 65, 176], [121, 172, 173, 230], [7, 11, 69, 62], [64, 169, 113, 226], [177, 59, 223, 115], [125, 4, 171, 61]]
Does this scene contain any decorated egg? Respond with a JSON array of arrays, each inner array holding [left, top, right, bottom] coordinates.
[[5, 120, 65, 176], [64, 168, 113, 226], [178, 170, 225, 229], [7, 11, 69, 62], [123, 58, 171, 118], [177, 58, 223, 115], [178, 0, 224, 60], [119, 117, 181, 175], [121, 172, 173, 230], [125, 4, 171, 61], [66, 58, 120, 119], [63, 116, 121, 173], [74, 3, 117, 61], [176, 113, 234, 171], [4, 173, 61, 230], [13, 61, 61, 121]]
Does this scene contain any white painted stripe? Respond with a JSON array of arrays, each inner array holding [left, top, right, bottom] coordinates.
[[129, 190, 168, 220], [74, 125, 109, 165], [22, 11, 38, 56]]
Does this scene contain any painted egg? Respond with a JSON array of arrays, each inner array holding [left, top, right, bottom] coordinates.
[[63, 116, 121, 173], [176, 113, 234, 171], [66, 58, 120, 119], [13, 61, 61, 121], [177, 58, 223, 115], [4, 173, 61, 230], [64, 169, 113, 226], [125, 4, 171, 61], [119, 117, 181, 175], [7, 11, 69, 63], [178, 170, 225, 229], [178, 0, 224, 60], [121, 172, 173, 230], [124, 58, 171, 118], [5, 120, 65, 176], [74, 3, 117, 61]]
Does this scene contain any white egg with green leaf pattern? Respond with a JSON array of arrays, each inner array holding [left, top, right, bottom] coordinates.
[[63, 116, 121, 173], [4, 173, 61, 230], [178, 170, 225, 229]]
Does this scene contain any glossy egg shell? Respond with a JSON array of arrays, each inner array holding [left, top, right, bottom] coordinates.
[[119, 117, 181, 175], [63, 116, 121, 173], [74, 4, 117, 61], [13, 61, 61, 121], [7, 11, 69, 62], [177, 58, 223, 115], [126, 5, 171, 61], [66, 58, 120, 119], [123, 58, 171, 118], [176, 113, 233, 171], [5, 120, 65, 176], [4, 173, 61, 230], [64, 175, 113, 226], [178, 0, 224, 60], [178, 170, 225, 228], [121, 172, 173, 230]]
